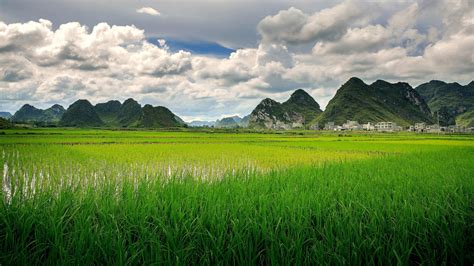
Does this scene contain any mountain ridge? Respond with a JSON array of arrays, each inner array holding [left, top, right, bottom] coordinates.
[[58, 98, 185, 128], [313, 77, 433, 127], [7, 78, 473, 129], [415, 80, 474, 126], [11, 104, 65, 125], [249, 89, 322, 129]]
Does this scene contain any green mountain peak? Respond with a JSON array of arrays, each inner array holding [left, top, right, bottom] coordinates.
[[315, 77, 433, 127], [59, 100, 104, 127], [249, 89, 322, 129], [416, 80, 474, 125]]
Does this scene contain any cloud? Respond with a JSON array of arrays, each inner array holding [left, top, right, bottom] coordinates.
[[136, 7, 161, 16], [0, 0, 473, 120], [257, 2, 373, 45], [312, 3, 425, 55]]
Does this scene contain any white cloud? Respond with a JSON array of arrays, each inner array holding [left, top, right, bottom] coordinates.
[[0, 0, 473, 120], [136, 7, 161, 16], [257, 2, 373, 45]]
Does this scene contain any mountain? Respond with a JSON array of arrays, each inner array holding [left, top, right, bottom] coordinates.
[[214, 115, 251, 128], [282, 89, 322, 122], [174, 115, 186, 125], [0, 117, 13, 129], [42, 104, 66, 122], [11, 104, 44, 123], [0, 112, 12, 119], [249, 89, 322, 129], [11, 104, 65, 124], [315, 78, 433, 127], [188, 120, 216, 127], [138, 105, 186, 128], [215, 117, 239, 128], [94, 100, 122, 126], [455, 109, 474, 127], [59, 100, 104, 127], [59, 98, 185, 128], [415, 80, 474, 126], [240, 115, 250, 127], [117, 98, 142, 127]]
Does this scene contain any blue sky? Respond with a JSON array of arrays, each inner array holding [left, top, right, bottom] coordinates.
[[147, 38, 235, 58]]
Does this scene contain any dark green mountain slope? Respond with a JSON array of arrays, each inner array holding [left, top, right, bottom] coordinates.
[[0, 117, 13, 129], [11, 104, 43, 123], [95, 100, 122, 126], [315, 77, 433, 127], [455, 109, 474, 127], [282, 89, 322, 122], [11, 104, 65, 124], [138, 105, 185, 128], [249, 89, 322, 129], [415, 80, 474, 125], [58, 98, 184, 128], [117, 98, 142, 127], [42, 104, 66, 123], [60, 100, 104, 127]]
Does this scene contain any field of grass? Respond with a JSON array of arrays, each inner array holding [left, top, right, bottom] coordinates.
[[0, 129, 473, 264]]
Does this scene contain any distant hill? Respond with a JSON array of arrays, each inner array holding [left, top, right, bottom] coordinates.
[[215, 117, 239, 128], [94, 100, 122, 126], [214, 115, 251, 128], [240, 115, 250, 127], [117, 98, 142, 127], [138, 105, 186, 128], [59, 98, 185, 128], [188, 120, 216, 127], [249, 89, 322, 129], [11, 104, 65, 125], [59, 100, 104, 127], [455, 109, 474, 127], [314, 78, 433, 127], [0, 112, 12, 119], [188, 115, 249, 128], [415, 80, 474, 126], [0, 117, 13, 129]]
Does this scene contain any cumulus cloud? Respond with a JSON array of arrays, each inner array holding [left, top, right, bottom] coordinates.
[[257, 2, 373, 45], [0, 0, 473, 120], [136, 7, 161, 16], [312, 3, 426, 55]]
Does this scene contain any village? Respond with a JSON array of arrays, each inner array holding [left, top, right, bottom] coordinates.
[[312, 121, 474, 133]]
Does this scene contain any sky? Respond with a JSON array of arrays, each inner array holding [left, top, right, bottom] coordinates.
[[0, 0, 473, 121]]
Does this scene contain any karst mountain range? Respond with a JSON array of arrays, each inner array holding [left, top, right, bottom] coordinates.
[[3, 77, 473, 129]]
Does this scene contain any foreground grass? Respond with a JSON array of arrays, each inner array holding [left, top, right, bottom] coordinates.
[[1, 145, 472, 264]]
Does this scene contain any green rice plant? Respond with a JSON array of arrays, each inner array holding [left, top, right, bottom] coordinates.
[[0, 129, 472, 264]]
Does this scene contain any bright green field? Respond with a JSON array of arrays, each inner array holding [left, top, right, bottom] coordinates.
[[0, 129, 473, 264]]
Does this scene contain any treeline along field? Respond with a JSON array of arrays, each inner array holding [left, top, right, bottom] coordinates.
[[0, 129, 473, 264]]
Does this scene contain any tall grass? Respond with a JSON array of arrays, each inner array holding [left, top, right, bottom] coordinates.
[[0, 130, 472, 264]]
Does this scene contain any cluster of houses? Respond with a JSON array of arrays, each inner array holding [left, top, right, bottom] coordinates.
[[316, 120, 474, 133], [320, 121, 403, 132], [408, 123, 472, 133]]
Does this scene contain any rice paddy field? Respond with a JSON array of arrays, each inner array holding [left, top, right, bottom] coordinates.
[[0, 129, 473, 264]]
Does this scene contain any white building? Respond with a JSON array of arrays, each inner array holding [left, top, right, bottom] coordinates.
[[448, 125, 465, 133], [324, 122, 335, 130], [363, 122, 376, 131], [342, 120, 362, 131], [414, 123, 427, 132], [375, 122, 401, 132], [426, 124, 441, 133]]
